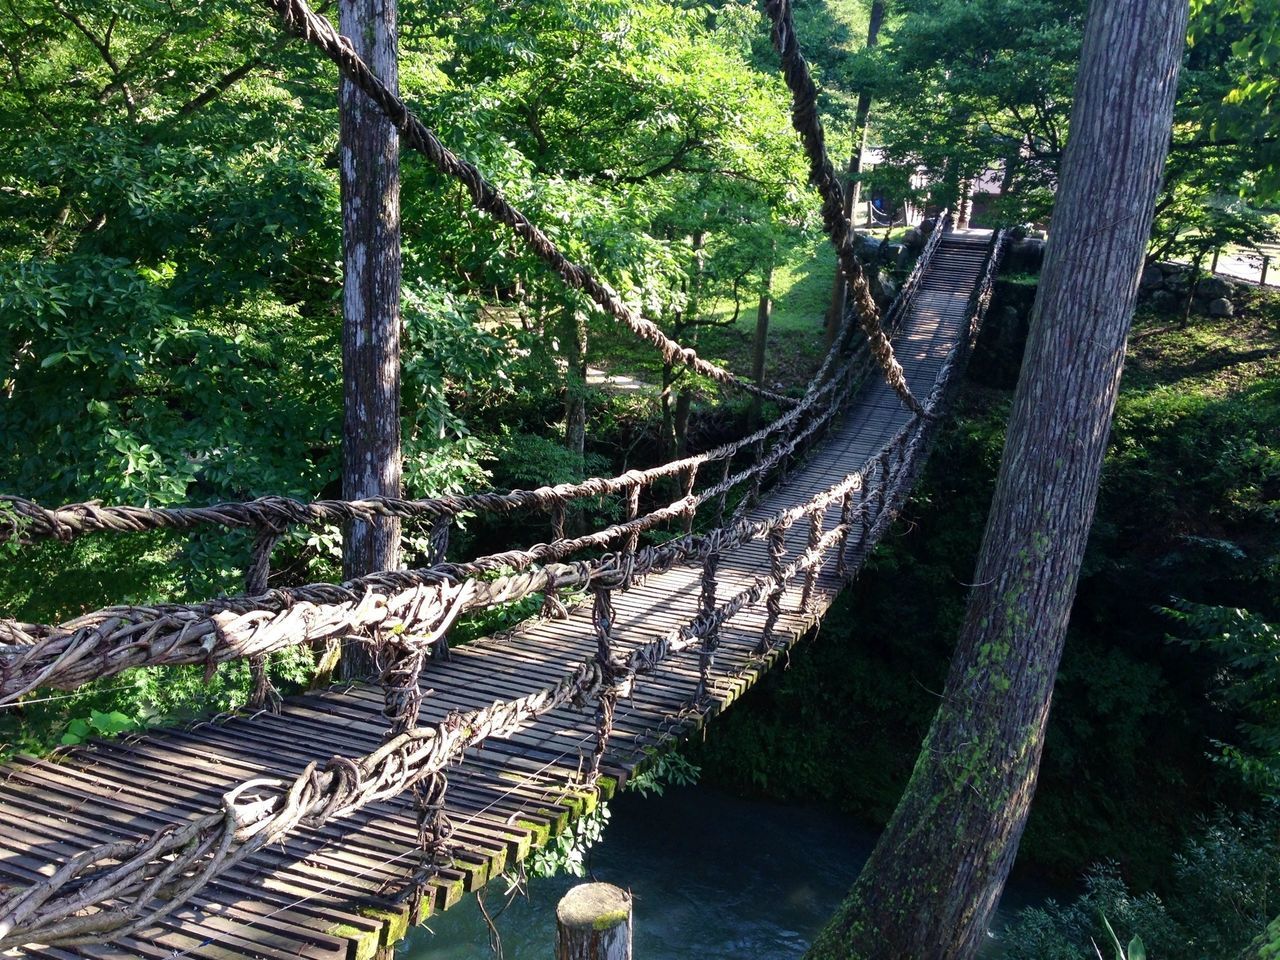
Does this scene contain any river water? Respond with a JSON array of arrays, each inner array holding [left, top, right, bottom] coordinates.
[[398, 784, 1046, 958]]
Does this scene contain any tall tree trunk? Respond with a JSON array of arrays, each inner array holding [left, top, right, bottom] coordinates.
[[673, 388, 694, 457], [826, 0, 885, 349], [338, 0, 401, 680], [807, 1, 1188, 957], [674, 232, 706, 457], [563, 306, 588, 464], [563, 306, 589, 535], [750, 256, 775, 427], [659, 360, 676, 464], [956, 177, 974, 228]]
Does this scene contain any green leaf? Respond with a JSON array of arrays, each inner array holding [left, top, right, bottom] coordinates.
[[89, 710, 137, 735]]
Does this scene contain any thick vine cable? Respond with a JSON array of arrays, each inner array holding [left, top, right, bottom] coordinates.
[[249, 0, 792, 408], [764, 0, 925, 416]]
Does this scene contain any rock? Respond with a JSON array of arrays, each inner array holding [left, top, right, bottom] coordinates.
[[1149, 289, 1179, 313], [1139, 264, 1164, 290], [856, 235, 883, 261], [1162, 266, 1191, 293], [887, 242, 910, 270], [902, 227, 924, 251], [1006, 237, 1046, 273], [1209, 297, 1234, 318], [1196, 275, 1232, 300], [875, 270, 898, 304], [1028, 229, 1047, 241]]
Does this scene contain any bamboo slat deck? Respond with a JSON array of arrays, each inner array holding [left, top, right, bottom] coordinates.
[[0, 230, 993, 960]]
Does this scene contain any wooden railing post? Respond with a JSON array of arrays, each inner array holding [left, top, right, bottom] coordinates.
[[695, 545, 721, 701], [681, 463, 699, 534], [873, 448, 892, 523], [245, 526, 285, 711], [622, 483, 642, 589], [757, 519, 790, 654], [747, 436, 766, 509], [590, 587, 618, 775], [856, 470, 872, 554], [427, 515, 450, 565], [556, 884, 632, 960], [428, 516, 452, 659], [835, 486, 856, 580], [800, 507, 823, 616], [550, 499, 567, 542], [713, 455, 734, 527]]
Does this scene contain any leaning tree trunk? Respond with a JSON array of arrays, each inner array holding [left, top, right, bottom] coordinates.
[[825, 0, 885, 350], [806, 1, 1189, 957], [338, 0, 401, 680]]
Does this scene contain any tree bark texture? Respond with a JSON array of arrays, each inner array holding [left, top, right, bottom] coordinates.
[[807, 1, 1188, 957], [339, 0, 401, 678], [826, 0, 885, 348], [562, 307, 588, 467], [750, 259, 775, 426], [555, 883, 632, 960], [562, 306, 589, 535]]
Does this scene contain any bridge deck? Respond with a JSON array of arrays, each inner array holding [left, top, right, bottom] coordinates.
[[1, 230, 992, 960]]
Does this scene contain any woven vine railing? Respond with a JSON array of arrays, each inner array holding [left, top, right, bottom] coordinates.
[[0, 213, 952, 697]]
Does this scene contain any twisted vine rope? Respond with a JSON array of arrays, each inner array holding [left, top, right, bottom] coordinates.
[[764, 0, 924, 417], [0, 359, 846, 546]]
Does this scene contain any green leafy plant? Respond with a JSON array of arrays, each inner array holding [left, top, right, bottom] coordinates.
[[525, 804, 612, 879], [1098, 914, 1147, 960], [59, 709, 141, 746], [626, 748, 701, 798]]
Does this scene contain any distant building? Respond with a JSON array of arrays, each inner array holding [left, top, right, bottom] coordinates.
[[858, 147, 1010, 229]]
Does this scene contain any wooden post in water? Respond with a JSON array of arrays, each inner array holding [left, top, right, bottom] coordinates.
[[555, 883, 632, 960]]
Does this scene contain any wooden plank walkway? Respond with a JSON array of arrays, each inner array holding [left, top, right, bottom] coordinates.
[[0, 229, 993, 960]]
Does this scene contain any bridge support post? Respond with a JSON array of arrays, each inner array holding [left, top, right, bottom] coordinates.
[[556, 883, 632, 960]]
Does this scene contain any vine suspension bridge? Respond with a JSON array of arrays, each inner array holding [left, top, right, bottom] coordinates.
[[0, 0, 1008, 957]]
